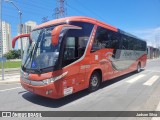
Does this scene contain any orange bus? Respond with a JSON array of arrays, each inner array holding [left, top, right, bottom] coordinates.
[[12, 16, 147, 99]]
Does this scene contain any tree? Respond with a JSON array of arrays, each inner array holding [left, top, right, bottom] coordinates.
[[4, 50, 21, 60]]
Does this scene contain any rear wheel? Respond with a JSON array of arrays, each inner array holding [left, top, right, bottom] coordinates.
[[136, 63, 141, 73], [88, 71, 101, 92]]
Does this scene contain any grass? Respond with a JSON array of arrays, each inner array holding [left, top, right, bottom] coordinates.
[[0, 61, 21, 69]]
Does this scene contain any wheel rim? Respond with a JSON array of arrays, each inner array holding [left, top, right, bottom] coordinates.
[[91, 75, 98, 87]]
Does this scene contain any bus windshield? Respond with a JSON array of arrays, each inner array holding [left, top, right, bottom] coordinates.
[[22, 22, 94, 73], [22, 26, 63, 73]]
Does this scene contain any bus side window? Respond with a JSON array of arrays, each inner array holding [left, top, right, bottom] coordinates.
[[78, 37, 89, 57], [121, 35, 129, 50], [128, 37, 134, 50], [91, 26, 110, 52], [62, 22, 94, 67], [64, 37, 76, 60], [110, 33, 120, 49]]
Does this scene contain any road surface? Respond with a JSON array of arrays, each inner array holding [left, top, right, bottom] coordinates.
[[0, 59, 160, 120]]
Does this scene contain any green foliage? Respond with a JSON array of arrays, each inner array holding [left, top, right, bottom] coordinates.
[[0, 61, 21, 68], [4, 50, 21, 60]]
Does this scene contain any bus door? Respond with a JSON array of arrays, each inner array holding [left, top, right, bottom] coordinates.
[[61, 22, 94, 92], [62, 36, 88, 91]]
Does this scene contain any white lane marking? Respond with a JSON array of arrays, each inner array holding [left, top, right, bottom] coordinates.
[[0, 87, 22, 92], [145, 70, 160, 73], [143, 76, 159, 86], [151, 117, 160, 120], [151, 101, 160, 120], [126, 74, 145, 83], [155, 102, 160, 111]]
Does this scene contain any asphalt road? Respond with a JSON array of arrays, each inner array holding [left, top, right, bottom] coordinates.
[[0, 59, 160, 120]]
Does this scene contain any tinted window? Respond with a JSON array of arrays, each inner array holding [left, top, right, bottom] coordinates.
[[121, 34, 129, 50], [70, 22, 94, 36], [121, 34, 146, 51], [92, 27, 110, 51], [62, 22, 94, 67], [141, 41, 147, 51], [128, 37, 135, 50], [91, 26, 121, 52], [110, 32, 120, 49]]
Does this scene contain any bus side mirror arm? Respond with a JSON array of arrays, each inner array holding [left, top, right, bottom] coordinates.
[[51, 24, 82, 46], [12, 34, 31, 48]]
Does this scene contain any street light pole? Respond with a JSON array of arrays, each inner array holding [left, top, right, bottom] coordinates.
[[19, 11, 23, 60], [0, 0, 4, 80], [4, 0, 23, 60]]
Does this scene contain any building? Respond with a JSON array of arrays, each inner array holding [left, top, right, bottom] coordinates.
[[0, 21, 12, 55], [18, 21, 37, 50], [155, 33, 160, 48], [147, 46, 160, 59]]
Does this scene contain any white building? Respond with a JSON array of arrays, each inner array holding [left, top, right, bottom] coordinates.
[[1, 21, 12, 55], [18, 21, 37, 50], [155, 33, 160, 48]]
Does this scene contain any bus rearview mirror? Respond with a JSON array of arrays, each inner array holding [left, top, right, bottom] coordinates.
[[51, 24, 82, 46], [12, 34, 30, 48]]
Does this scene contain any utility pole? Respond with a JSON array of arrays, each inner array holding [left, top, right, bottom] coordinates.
[[54, 0, 67, 19], [5, 0, 23, 60]]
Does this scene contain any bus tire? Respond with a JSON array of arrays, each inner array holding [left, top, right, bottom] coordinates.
[[88, 71, 100, 92], [136, 62, 141, 73]]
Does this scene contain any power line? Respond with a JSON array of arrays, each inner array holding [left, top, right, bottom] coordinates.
[[42, 16, 49, 23], [3, 6, 51, 19], [67, 3, 88, 16], [53, 0, 67, 19], [66, 1, 108, 24], [3, 1, 54, 18], [12, 0, 55, 10], [75, 0, 107, 22]]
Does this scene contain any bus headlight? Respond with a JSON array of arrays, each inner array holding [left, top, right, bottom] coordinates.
[[42, 71, 68, 85]]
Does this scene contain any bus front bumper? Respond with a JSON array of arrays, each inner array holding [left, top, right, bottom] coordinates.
[[20, 77, 62, 99]]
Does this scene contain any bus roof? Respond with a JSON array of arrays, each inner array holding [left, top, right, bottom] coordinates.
[[34, 16, 146, 42], [34, 16, 118, 32]]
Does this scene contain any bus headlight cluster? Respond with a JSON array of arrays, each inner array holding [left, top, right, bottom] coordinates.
[[42, 71, 68, 85]]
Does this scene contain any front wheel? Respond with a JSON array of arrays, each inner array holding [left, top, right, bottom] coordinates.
[[88, 71, 101, 92]]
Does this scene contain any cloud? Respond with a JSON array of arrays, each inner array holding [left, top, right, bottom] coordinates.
[[131, 27, 160, 47]]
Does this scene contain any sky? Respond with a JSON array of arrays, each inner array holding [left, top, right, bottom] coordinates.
[[2, 0, 160, 48]]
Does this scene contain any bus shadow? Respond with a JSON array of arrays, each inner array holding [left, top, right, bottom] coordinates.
[[22, 71, 138, 108]]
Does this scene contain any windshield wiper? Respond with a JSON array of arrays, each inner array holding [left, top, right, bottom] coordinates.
[[36, 67, 42, 74], [23, 44, 36, 68]]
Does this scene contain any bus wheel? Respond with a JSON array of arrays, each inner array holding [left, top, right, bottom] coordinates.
[[88, 71, 100, 92], [136, 63, 141, 73]]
